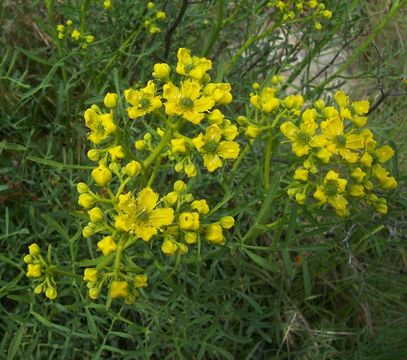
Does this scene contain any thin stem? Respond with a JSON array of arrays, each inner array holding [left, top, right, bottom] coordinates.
[[312, 0, 405, 95], [201, 0, 224, 57], [113, 234, 128, 280], [263, 129, 273, 189]]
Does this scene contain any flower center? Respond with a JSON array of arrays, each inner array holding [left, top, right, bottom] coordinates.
[[324, 179, 338, 197], [137, 210, 150, 222], [140, 98, 151, 109], [336, 135, 346, 147], [95, 121, 105, 135], [296, 131, 309, 144], [180, 97, 194, 109], [204, 139, 218, 153], [185, 64, 195, 73]]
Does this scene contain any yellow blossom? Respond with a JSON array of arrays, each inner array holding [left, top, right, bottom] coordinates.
[[163, 80, 214, 124], [313, 170, 348, 215], [250, 87, 280, 113], [375, 145, 394, 163], [208, 109, 224, 124], [29, 243, 41, 256], [71, 30, 81, 41], [203, 83, 233, 104], [350, 167, 366, 183], [192, 124, 240, 172], [184, 232, 197, 244], [184, 162, 197, 177], [78, 193, 95, 209], [27, 264, 42, 278], [334, 90, 349, 108], [97, 236, 117, 256], [349, 185, 364, 198], [179, 212, 200, 231], [125, 81, 162, 119], [352, 100, 369, 115], [84, 106, 117, 144], [176, 48, 212, 81], [110, 280, 129, 298], [171, 138, 187, 153], [135, 274, 148, 288], [108, 146, 125, 161], [245, 125, 261, 139], [191, 199, 209, 215], [219, 216, 235, 229], [293, 168, 309, 182], [173, 180, 187, 193], [45, 287, 57, 300], [83, 268, 98, 282], [124, 160, 142, 177], [115, 188, 174, 241]]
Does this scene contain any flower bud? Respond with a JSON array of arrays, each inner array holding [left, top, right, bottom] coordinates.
[[191, 199, 209, 215], [152, 63, 170, 80], [88, 287, 100, 300], [205, 224, 224, 245], [109, 161, 121, 173], [97, 235, 117, 256], [184, 232, 197, 244], [219, 216, 235, 229], [104, 92, 118, 108], [173, 180, 187, 193], [26, 264, 42, 278], [87, 149, 100, 161], [110, 280, 129, 298], [76, 182, 89, 193], [185, 163, 197, 177], [179, 212, 200, 231], [124, 160, 142, 177], [163, 191, 178, 206], [135, 140, 146, 150], [45, 287, 57, 300], [91, 163, 112, 186], [88, 207, 104, 222], [28, 243, 41, 256], [34, 284, 43, 294], [171, 138, 187, 153], [108, 146, 125, 161], [78, 193, 95, 209], [23, 254, 33, 264], [161, 239, 177, 255], [83, 268, 98, 282], [134, 274, 148, 288], [82, 225, 95, 238]]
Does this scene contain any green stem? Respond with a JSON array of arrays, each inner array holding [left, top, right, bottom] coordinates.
[[202, 0, 224, 57], [80, 0, 90, 33], [142, 119, 181, 170], [312, 0, 405, 95], [231, 142, 250, 172], [263, 129, 273, 189], [113, 234, 127, 280], [147, 155, 162, 187], [224, 22, 279, 75]]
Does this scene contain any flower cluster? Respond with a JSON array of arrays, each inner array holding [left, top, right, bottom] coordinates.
[[56, 20, 94, 48], [23, 244, 58, 300], [277, 90, 397, 216], [70, 48, 238, 302], [267, 0, 332, 30], [144, 2, 166, 34]]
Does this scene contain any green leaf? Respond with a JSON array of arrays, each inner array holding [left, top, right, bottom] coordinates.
[[27, 156, 93, 170], [0, 141, 26, 151], [7, 323, 26, 360], [243, 248, 278, 273]]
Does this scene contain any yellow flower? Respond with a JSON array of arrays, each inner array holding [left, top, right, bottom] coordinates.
[[91, 162, 112, 186], [163, 80, 215, 124], [29, 243, 41, 256], [173, 180, 187, 193], [103, 0, 112, 9], [352, 100, 369, 115], [27, 264, 42, 278], [125, 81, 162, 119], [223, 123, 239, 141], [179, 212, 200, 231], [97, 236, 117, 256], [84, 106, 117, 144], [115, 188, 174, 241], [161, 239, 178, 255], [163, 191, 178, 206], [71, 30, 81, 41], [280, 114, 321, 157], [320, 117, 364, 163], [135, 274, 148, 288], [350, 167, 366, 183], [87, 149, 100, 161], [184, 232, 197, 244], [334, 90, 349, 108], [104, 92, 118, 108], [359, 152, 373, 167], [245, 125, 261, 139], [191, 199, 209, 215], [293, 168, 309, 182], [349, 185, 364, 198], [108, 145, 125, 161], [176, 48, 212, 81], [250, 87, 280, 113], [83, 268, 98, 282], [171, 138, 187, 153], [205, 224, 224, 245], [208, 109, 224, 124], [313, 170, 348, 215], [203, 83, 233, 104], [184, 162, 197, 177], [192, 124, 239, 172], [372, 165, 397, 190], [375, 145, 394, 163], [156, 11, 166, 20], [110, 280, 129, 298], [88, 207, 104, 222], [152, 63, 170, 80]]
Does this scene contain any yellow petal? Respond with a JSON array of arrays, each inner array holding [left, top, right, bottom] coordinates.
[[136, 187, 158, 211], [149, 208, 174, 228]]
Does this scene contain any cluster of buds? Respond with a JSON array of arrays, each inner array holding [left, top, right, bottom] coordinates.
[[144, 2, 166, 34], [24, 244, 58, 300], [56, 20, 94, 49], [267, 0, 332, 30]]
